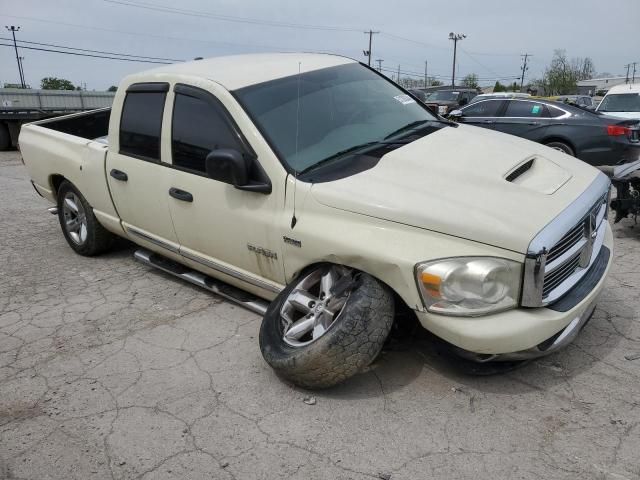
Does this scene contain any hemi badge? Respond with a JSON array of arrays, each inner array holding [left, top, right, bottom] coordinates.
[[283, 236, 302, 248]]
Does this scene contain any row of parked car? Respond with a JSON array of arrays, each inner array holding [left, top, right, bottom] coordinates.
[[409, 84, 640, 166]]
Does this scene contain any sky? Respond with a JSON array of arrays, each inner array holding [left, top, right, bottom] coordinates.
[[1, 0, 639, 91]]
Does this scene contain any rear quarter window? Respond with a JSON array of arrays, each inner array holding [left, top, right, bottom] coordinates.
[[119, 91, 166, 161]]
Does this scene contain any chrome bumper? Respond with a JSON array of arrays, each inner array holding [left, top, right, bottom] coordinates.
[[455, 299, 597, 363]]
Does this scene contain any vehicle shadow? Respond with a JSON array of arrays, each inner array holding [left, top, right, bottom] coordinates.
[[322, 286, 634, 399]]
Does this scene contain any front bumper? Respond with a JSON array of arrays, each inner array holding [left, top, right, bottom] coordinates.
[[414, 222, 613, 358]]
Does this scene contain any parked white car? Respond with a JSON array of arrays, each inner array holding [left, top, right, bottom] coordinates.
[[19, 53, 613, 388], [596, 83, 640, 120]]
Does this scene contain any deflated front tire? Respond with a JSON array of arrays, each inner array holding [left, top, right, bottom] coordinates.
[[259, 264, 394, 389]]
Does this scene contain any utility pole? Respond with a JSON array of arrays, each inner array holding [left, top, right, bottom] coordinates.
[[363, 30, 379, 67], [424, 60, 428, 87], [18, 56, 25, 87], [520, 53, 531, 91], [448, 32, 466, 87], [633, 63, 638, 84], [625, 64, 631, 83], [397, 64, 401, 85], [5, 25, 25, 88], [375, 59, 383, 72]]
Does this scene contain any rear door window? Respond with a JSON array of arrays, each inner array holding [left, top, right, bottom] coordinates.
[[504, 101, 550, 118], [119, 87, 167, 161], [461, 100, 503, 117]]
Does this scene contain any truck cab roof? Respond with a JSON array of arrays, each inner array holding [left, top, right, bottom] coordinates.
[[125, 53, 356, 91]]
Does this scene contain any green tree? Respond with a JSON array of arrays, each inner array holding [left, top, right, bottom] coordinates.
[[462, 73, 479, 89], [107, 85, 118, 92], [493, 81, 506, 92], [430, 79, 443, 87], [541, 50, 596, 95], [41, 77, 76, 90]]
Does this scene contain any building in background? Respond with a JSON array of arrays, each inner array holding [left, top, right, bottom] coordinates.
[[577, 76, 629, 96]]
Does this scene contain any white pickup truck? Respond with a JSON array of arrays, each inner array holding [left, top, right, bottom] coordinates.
[[20, 53, 613, 388]]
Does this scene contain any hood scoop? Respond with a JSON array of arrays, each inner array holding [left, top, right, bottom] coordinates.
[[504, 156, 571, 195]]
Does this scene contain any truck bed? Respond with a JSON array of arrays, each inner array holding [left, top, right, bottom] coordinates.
[[19, 108, 122, 236]]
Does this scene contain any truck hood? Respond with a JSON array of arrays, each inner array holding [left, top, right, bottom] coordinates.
[[310, 125, 601, 254]]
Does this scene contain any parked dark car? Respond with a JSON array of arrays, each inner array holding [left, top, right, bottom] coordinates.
[[449, 98, 640, 165], [408, 88, 429, 102], [423, 88, 477, 116]]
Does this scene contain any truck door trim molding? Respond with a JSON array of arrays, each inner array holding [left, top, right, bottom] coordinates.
[[180, 250, 283, 294], [126, 225, 180, 254]]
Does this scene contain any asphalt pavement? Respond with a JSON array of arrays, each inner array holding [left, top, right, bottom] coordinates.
[[1, 150, 639, 480]]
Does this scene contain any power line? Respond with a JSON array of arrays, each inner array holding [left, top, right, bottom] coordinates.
[[102, 0, 363, 32], [0, 37, 183, 62], [0, 43, 173, 64]]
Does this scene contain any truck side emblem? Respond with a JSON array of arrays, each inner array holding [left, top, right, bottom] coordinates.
[[247, 244, 278, 259], [283, 236, 302, 248]]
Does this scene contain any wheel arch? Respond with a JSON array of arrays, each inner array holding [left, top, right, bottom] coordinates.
[[540, 136, 576, 155], [286, 259, 416, 321], [50, 174, 67, 196]]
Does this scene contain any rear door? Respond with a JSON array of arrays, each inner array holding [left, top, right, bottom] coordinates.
[[457, 99, 504, 129], [492, 99, 551, 141], [106, 83, 180, 253]]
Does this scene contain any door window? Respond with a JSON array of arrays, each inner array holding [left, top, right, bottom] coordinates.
[[171, 92, 242, 173], [504, 101, 549, 118], [120, 90, 166, 161], [461, 100, 502, 117]]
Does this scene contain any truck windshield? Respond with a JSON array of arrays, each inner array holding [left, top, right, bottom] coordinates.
[[598, 93, 640, 113], [234, 63, 440, 173], [425, 91, 460, 102]]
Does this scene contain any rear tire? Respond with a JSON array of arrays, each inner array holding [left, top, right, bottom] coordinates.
[[545, 141, 574, 156], [259, 265, 394, 389], [0, 124, 10, 151], [57, 180, 114, 256]]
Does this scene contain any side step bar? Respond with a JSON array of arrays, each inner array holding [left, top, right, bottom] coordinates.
[[133, 249, 269, 316]]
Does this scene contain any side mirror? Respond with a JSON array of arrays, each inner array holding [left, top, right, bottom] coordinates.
[[205, 149, 249, 186], [459, 98, 468, 106], [449, 109, 463, 119]]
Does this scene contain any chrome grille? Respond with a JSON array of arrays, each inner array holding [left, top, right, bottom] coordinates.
[[545, 223, 584, 264], [542, 251, 581, 297], [521, 173, 611, 308], [541, 194, 607, 300]]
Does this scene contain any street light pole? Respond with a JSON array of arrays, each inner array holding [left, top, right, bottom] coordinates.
[[5, 25, 25, 88], [448, 32, 466, 87]]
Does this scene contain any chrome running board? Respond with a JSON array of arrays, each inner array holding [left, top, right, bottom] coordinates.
[[133, 249, 269, 316]]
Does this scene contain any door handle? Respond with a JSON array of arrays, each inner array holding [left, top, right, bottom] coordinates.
[[169, 187, 193, 203], [110, 169, 128, 181], [483, 120, 495, 124], [528, 122, 540, 125]]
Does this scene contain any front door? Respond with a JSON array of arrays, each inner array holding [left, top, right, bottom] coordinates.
[[106, 83, 179, 253], [165, 84, 285, 296]]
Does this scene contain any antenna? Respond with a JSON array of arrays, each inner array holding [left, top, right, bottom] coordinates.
[[291, 61, 302, 229]]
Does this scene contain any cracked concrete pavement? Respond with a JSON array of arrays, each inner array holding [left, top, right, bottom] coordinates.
[[1, 149, 639, 480]]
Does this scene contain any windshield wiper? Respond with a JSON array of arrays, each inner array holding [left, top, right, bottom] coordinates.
[[298, 139, 408, 175]]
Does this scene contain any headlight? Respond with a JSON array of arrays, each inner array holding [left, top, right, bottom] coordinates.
[[416, 257, 522, 316]]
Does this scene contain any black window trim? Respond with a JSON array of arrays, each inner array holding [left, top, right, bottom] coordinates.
[[169, 84, 271, 193], [118, 82, 169, 163]]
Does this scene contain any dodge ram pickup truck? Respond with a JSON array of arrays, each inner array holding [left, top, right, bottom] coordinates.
[[20, 53, 614, 388]]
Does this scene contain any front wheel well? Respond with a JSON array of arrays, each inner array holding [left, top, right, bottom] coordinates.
[[287, 261, 417, 328]]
